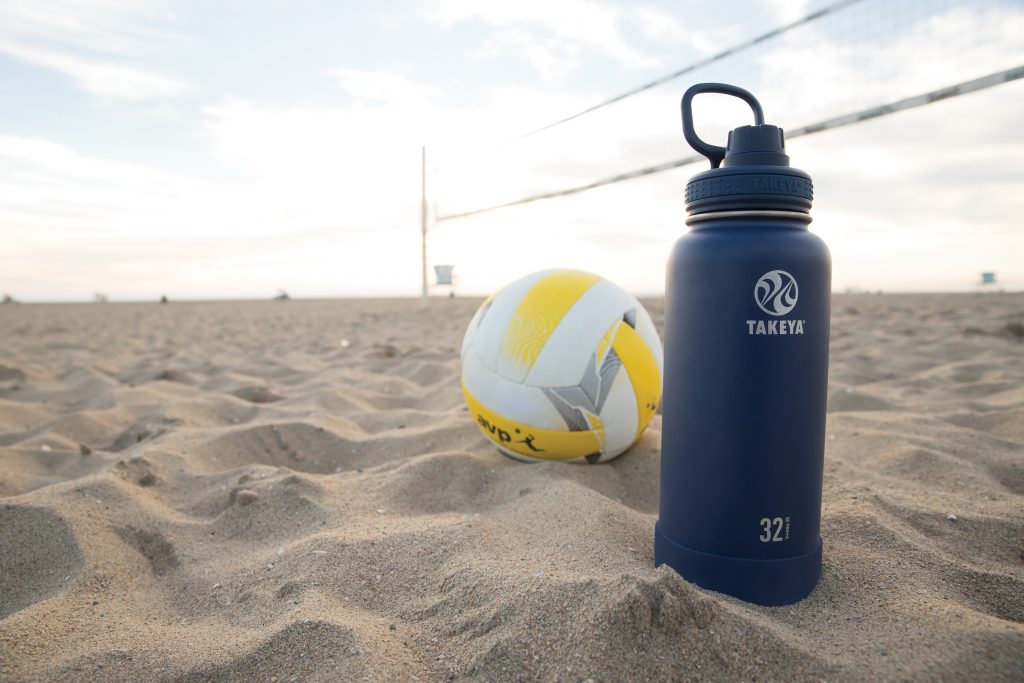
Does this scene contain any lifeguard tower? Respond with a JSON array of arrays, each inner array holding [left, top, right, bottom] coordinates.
[[978, 272, 1002, 292], [433, 264, 456, 297]]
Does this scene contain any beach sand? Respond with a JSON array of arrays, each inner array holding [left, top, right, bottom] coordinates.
[[1, 294, 1022, 681]]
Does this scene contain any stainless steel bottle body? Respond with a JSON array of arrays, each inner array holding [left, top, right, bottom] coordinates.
[[655, 214, 831, 605]]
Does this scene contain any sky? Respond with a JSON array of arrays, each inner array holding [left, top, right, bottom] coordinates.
[[0, 0, 1022, 301]]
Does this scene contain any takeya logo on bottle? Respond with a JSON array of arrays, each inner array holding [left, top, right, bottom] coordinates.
[[747, 269, 805, 335], [746, 319, 804, 335]]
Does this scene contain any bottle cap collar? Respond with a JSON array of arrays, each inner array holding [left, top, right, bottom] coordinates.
[[681, 83, 812, 214]]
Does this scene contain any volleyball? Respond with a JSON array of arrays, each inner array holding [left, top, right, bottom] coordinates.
[[461, 269, 663, 464]]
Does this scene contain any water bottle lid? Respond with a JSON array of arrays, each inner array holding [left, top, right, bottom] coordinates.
[[681, 83, 813, 215]]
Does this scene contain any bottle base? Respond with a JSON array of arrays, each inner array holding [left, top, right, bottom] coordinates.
[[654, 522, 821, 606]]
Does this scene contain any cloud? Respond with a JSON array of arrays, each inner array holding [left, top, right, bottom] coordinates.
[[0, 39, 190, 100], [0, 76, 605, 299], [0, 0, 180, 52], [627, 4, 742, 55], [628, 6, 690, 43], [425, 0, 660, 72], [473, 30, 583, 81], [0, 134, 415, 299], [332, 68, 441, 104], [0, 0, 189, 100], [763, 0, 812, 24]]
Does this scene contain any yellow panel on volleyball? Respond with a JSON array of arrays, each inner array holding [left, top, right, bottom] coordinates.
[[463, 383, 603, 461], [610, 319, 662, 440], [499, 270, 601, 372]]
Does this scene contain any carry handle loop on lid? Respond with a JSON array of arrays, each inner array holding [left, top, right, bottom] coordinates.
[[681, 83, 765, 169]]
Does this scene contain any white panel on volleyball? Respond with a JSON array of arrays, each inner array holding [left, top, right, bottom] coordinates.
[[461, 299, 490, 359], [601, 371, 639, 457], [462, 348, 566, 430], [525, 279, 639, 388], [470, 269, 553, 373]]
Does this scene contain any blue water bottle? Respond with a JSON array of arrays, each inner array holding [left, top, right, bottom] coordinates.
[[655, 83, 831, 605]]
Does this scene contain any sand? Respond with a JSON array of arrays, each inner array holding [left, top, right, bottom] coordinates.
[[0, 293, 1022, 682]]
